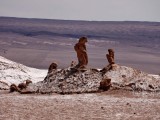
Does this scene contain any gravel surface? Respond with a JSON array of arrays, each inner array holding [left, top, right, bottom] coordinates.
[[0, 90, 160, 120]]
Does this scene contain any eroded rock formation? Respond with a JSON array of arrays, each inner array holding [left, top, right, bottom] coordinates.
[[99, 78, 111, 91], [106, 49, 115, 65], [10, 80, 32, 93], [48, 62, 58, 73], [15, 63, 160, 94], [7, 43, 160, 94], [100, 49, 116, 74], [74, 37, 88, 69], [10, 84, 21, 92]]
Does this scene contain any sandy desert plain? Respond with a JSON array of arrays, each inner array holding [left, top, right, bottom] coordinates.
[[0, 90, 160, 120]]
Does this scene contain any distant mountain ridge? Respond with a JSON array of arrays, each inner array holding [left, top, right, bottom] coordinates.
[[0, 16, 160, 43]]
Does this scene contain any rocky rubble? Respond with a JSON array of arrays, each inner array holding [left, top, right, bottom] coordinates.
[[26, 64, 160, 94], [28, 67, 103, 94]]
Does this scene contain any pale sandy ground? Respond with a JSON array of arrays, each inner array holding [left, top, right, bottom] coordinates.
[[0, 90, 160, 120]]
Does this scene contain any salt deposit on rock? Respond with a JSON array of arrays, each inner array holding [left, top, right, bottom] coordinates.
[[0, 56, 47, 89], [0, 80, 9, 90], [103, 65, 160, 92]]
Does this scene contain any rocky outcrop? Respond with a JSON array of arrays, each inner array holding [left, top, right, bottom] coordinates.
[[100, 49, 116, 74], [106, 49, 115, 65], [28, 67, 103, 94], [99, 78, 111, 91], [18, 80, 32, 90], [48, 62, 58, 73], [74, 37, 88, 68], [10, 80, 32, 93], [25, 64, 160, 94], [103, 65, 160, 91], [1, 56, 160, 93], [10, 84, 21, 92]]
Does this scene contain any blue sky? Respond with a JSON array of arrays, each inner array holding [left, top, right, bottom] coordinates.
[[0, 0, 160, 22]]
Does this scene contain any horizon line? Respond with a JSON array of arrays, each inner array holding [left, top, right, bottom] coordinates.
[[0, 16, 160, 23]]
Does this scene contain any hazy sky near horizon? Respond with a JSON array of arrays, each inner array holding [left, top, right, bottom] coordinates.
[[0, 0, 160, 22]]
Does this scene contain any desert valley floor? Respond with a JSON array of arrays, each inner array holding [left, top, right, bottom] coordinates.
[[0, 90, 160, 120]]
